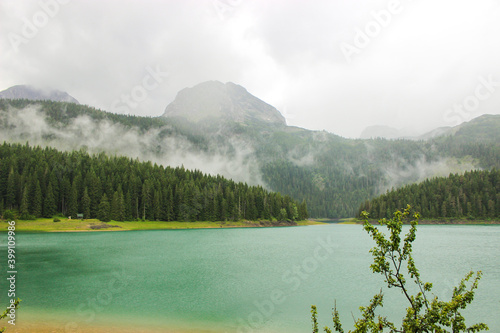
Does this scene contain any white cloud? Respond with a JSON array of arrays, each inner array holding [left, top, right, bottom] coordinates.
[[1, 0, 499, 138]]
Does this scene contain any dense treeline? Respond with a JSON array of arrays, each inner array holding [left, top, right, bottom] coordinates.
[[358, 169, 500, 219], [0, 142, 308, 222], [262, 160, 377, 218]]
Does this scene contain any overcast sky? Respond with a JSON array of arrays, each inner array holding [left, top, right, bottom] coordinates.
[[1, 0, 500, 138]]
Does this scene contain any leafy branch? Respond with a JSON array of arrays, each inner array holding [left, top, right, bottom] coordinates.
[[312, 205, 488, 333], [0, 299, 20, 333]]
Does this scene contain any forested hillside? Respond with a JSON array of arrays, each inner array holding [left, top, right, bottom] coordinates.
[[1, 99, 499, 218], [358, 169, 500, 219], [0, 143, 307, 222]]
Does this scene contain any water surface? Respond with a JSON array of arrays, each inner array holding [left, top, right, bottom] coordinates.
[[1, 225, 499, 332]]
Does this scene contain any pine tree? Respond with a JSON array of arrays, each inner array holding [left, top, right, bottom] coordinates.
[[141, 182, 151, 220], [19, 185, 30, 220], [98, 193, 111, 222], [191, 186, 203, 221], [19, 185, 30, 219], [6, 168, 17, 209], [124, 190, 133, 220], [60, 176, 71, 215], [43, 182, 57, 218], [290, 203, 299, 221], [49, 170, 60, 213], [212, 194, 219, 222], [153, 190, 161, 221], [299, 200, 309, 220], [68, 181, 78, 219], [32, 180, 42, 218], [110, 191, 119, 221], [110, 188, 125, 221], [246, 193, 257, 220], [82, 187, 91, 219], [0, 162, 9, 207], [220, 198, 228, 221], [117, 188, 125, 221], [226, 188, 236, 220], [86, 169, 101, 218], [164, 187, 174, 221]]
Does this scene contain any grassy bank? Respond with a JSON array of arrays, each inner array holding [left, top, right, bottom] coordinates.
[[417, 218, 500, 225], [0, 217, 325, 233], [353, 217, 500, 225], [310, 218, 358, 224], [11, 216, 496, 233]]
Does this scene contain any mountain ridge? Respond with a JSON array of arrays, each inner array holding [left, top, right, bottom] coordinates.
[[162, 81, 286, 126], [424, 114, 500, 143], [359, 114, 500, 142], [0, 85, 79, 104]]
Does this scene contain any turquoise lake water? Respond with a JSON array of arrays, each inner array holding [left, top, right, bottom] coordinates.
[[1, 224, 499, 332]]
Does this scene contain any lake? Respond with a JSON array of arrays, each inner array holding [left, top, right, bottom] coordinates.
[[1, 224, 499, 332]]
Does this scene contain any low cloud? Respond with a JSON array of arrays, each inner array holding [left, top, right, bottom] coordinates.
[[378, 155, 480, 194], [0, 104, 263, 186]]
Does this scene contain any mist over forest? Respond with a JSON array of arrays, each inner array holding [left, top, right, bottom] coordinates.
[[1, 97, 497, 218]]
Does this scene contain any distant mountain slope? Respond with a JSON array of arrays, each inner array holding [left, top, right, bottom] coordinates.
[[360, 114, 500, 141], [417, 126, 453, 140], [360, 125, 402, 139], [163, 81, 286, 126], [449, 114, 500, 143], [0, 85, 79, 104], [420, 114, 500, 143], [358, 169, 500, 219]]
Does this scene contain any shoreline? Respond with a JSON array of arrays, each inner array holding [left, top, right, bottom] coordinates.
[[0, 218, 326, 233], [6, 317, 222, 333], [349, 219, 500, 225], [2, 217, 499, 233], [414, 219, 500, 225]]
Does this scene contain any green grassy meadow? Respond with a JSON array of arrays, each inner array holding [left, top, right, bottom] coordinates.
[[0, 217, 325, 233]]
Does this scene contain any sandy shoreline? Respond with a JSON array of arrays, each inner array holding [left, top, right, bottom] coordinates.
[[7, 319, 222, 333]]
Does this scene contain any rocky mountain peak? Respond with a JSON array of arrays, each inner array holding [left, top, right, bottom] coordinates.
[[163, 81, 286, 126]]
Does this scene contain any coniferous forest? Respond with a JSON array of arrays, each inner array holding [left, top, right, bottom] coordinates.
[[0, 142, 308, 222], [1, 99, 499, 218], [358, 169, 500, 219]]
